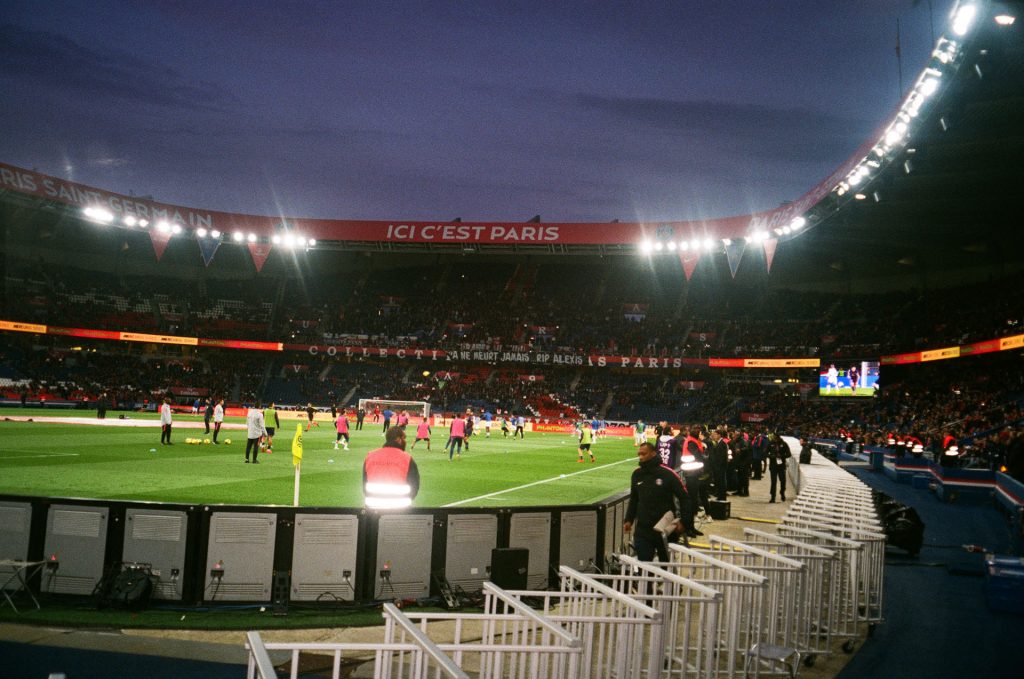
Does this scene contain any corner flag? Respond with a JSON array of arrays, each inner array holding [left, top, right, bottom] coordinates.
[[292, 423, 303, 466]]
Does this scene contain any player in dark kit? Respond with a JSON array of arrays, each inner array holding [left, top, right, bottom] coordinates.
[[848, 365, 860, 394]]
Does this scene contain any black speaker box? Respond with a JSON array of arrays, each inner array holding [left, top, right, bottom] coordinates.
[[709, 500, 731, 521], [490, 548, 529, 590]]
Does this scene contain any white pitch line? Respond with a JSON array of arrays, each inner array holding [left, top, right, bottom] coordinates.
[[0, 452, 81, 460], [443, 457, 634, 507]]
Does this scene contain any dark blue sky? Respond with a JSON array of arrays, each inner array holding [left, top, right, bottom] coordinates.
[[1, 1, 954, 223]]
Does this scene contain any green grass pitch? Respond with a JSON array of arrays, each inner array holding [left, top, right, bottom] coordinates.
[[0, 410, 637, 507]]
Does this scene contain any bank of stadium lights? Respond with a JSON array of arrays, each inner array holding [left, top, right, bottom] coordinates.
[[82, 206, 114, 224], [952, 3, 977, 36]]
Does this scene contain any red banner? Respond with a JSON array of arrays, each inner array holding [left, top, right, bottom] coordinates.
[[741, 412, 771, 423], [247, 242, 272, 272]]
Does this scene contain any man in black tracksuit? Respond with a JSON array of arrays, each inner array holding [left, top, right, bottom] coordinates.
[[768, 433, 792, 502], [624, 442, 691, 562], [708, 429, 730, 501]]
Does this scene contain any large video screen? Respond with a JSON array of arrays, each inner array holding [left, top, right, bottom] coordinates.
[[819, 360, 879, 397]]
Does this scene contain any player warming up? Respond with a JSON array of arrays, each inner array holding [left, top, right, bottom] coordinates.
[[334, 410, 350, 450], [578, 421, 596, 463], [411, 419, 431, 451]]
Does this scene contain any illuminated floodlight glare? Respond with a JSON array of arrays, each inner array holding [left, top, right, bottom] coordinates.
[[666, 241, 677, 250], [308, 239, 316, 247], [247, 233, 257, 243], [196, 228, 208, 238], [690, 239, 701, 251], [679, 241, 689, 251], [774, 228, 783, 236], [781, 227, 791, 235], [138, 219, 149, 228], [952, 4, 977, 36], [702, 238, 715, 251], [849, 173, 862, 186], [654, 241, 664, 251], [171, 224, 182, 235], [722, 238, 732, 246], [751, 231, 768, 243], [83, 206, 114, 224], [920, 78, 940, 97], [156, 220, 171, 233], [854, 193, 867, 200], [211, 230, 221, 239], [995, 14, 1015, 26], [298, 237, 308, 246], [123, 215, 137, 227], [272, 235, 282, 245], [284, 234, 296, 247], [232, 231, 244, 242], [790, 216, 806, 230]]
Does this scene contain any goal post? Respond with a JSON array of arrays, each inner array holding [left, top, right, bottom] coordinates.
[[357, 399, 431, 419]]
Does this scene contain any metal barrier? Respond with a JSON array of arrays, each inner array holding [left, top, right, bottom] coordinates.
[[664, 543, 769, 678], [594, 554, 723, 678], [245, 603, 469, 679], [697, 536, 806, 677], [399, 582, 583, 679], [739, 528, 839, 665], [499, 566, 662, 679]]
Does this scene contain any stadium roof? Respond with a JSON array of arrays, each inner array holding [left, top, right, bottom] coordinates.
[[1, 1, 1021, 277]]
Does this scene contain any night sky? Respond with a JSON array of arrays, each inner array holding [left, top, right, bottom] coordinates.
[[1, 1, 954, 223]]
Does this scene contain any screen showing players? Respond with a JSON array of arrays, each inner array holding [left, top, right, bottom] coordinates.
[[819, 360, 879, 397]]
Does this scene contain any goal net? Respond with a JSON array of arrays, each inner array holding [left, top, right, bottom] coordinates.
[[357, 399, 431, 419]]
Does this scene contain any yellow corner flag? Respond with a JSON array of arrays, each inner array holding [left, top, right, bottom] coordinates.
[[292, 423, 303, 466]]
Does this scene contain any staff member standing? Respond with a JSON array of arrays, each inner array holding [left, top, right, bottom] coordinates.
[[623, 442, 690, 562], [212, 399, 225, 443], [768, 433, 791, 502], [245, 406, 268, 464], [708, 429, 729, 501], [159, 397, 173, 445], [363, 426, 420, 509]]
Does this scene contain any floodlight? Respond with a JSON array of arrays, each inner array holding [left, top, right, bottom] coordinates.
[[272, 235, 282, 245], [232, 231, 244, 242], [751, 231, 768, 243], [952, 4, 977, 36], [308, 239, 316, 247], [666, 241, 677, 250], [138, 219, 149, 228], [83, 206, 114, 224], [854, 193, 867, 200], [654, 241, 664, 251], [679, 241, 689, 251], [247, 233, 257, 243], [702, 238, 715, 251], [123, 215, 137, 227], [156, 221, 171, 233], [920, 78, 940, 97], [196, 228, 208, 238], [722, 238, 732, 246], [284, 234, 296, 247], [995, 14, 1015, 26], [298, 237, 308, 246], [171, 224, 182, 234], [211, 230, 221, 239], [790, 216, 806, 230], [690, 239, 700, 251], [781, 227, 791, 235]]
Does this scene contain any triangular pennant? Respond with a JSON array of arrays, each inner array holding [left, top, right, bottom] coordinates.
[[763, 238, 778, 274], [197, 237, 221, 267], [148, 229, 173, 261], [247, 242, 273, 273], [678, 251, 701, 281], [725, 242, 746, 278]]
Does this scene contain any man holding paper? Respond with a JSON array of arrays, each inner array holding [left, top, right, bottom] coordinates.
[[623, 441, 691, 562]]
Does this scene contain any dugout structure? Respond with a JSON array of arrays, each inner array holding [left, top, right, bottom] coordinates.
[[358, 399, 430, 419]]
